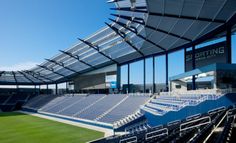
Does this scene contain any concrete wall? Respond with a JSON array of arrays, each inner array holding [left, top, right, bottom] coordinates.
[[171, 80, 187, 92], [73, 64, 117, 91], [74, 71, 116, 91]]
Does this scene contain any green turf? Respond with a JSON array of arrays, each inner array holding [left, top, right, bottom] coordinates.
[[0, 112, 104, 143]]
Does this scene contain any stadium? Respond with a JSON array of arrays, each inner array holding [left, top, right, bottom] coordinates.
[[0, 0, 236, 143]]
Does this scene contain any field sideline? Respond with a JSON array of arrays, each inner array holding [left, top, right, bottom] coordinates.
[[0, 112, 104, 143]]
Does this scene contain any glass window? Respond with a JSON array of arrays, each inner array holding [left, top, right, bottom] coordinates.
[[130, 60, 144, 93], [145, 57, 153, 93], [232, 34, 236, 63], [169, 50, 184, 77], [196, 37, 226, 49], [120, 65, 128, 93], [155, 55, 166, 93]]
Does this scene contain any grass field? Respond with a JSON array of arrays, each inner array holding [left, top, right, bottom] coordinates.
[[0, 112, 104, 143]]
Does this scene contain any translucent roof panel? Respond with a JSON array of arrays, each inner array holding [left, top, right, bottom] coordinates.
[[0, 0, 235, 85]]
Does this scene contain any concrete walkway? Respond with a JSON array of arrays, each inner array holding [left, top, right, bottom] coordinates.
[[18, 111, 114, 137]]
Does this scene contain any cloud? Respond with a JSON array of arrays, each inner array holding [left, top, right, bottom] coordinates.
[[0, 61, 39, 71]]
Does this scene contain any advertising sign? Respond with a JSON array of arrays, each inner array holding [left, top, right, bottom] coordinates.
[[185, 42, 228, 71], [105, 75, 117, 89]]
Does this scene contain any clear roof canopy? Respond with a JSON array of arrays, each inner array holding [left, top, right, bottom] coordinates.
[[0, 0, 236, 85]]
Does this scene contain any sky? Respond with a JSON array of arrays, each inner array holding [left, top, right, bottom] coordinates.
[[0, 0, 113, 71]]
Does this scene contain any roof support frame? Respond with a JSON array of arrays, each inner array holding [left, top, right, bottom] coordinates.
[[119, 13, 236, 66], [37, 65, 68, 80], [109, 18, 166, 51], [59, 50, 97, 69], [12, 71, 18, 86], [18, 71, 35, 85], [24, 70, 54, 83], [171, 13, 236, 54], [111, 14, 192, 42], [105, 22, 145, 57], [0, 71, 5, 77], [107, 0, 126, 3], [22, 71, 47, 84], [45, 59, 80, 74], [110, 6, 147, 12], [226, 26, 232, 64], [110, 8, 226, 24], [78, 38, 120, 64]]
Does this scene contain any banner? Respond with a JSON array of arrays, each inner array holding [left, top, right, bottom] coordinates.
[[185, 42, 228, 71]]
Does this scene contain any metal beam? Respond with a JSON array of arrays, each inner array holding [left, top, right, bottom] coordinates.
[[45, 59, 80, 74], [168, 13, 236, 54], [59, 50, 97, 69], [111, 14, 192, 42], [143, 58, 146, 93], [12, 71, 18, 85], [165, 53, 169, 92], [37, 65, 68, 80], [226, 27, 232, 64], [18, 71, 35, 85], [105, 22, 145, 57], [24, 70, 54, 83], [109, 18, 166, 51], [128, 63, 130, 93], [153, 56, 156, 93], [117, 65, 121, 91], [116, 13, 236, 62], [78, 38, 120, 64], [56, 84, 58, 95], [0, 71, 5, 77], [107, 0, 126, 3], [110, 6, 147, 11], [111, 8, 226, 24], [192, 45, 196, 90]]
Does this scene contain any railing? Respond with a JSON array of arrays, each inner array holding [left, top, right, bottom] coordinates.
[[179, 116, 211, 136], [167, 120, 181, 126], [208, 106, 226, 115], [119, 136, 137, 143], [128, 93, 152, 97], [161, 88, 233, 96], [227, 108, 236, 120], [145, 128, 168, 140], [186, 113, 201, 121]]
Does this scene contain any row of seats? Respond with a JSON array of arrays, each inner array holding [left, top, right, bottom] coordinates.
[[23, 94, 57, 109], [98, 96, 148, 123], [141, 93, 217, 116], [0, 94, 33, 105], [124, 120, 150, 133], [7, 94, 31, 104], [92, 106, 235, 143], [23, 94, 150, 124], [0, 94, 35, 112], [0, 95, 9, 104], [0, 105, 15, 112], [113, 111, 144, 129]]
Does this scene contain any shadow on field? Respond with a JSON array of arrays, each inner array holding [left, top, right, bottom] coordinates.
[[0, 112, 25, 117]]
